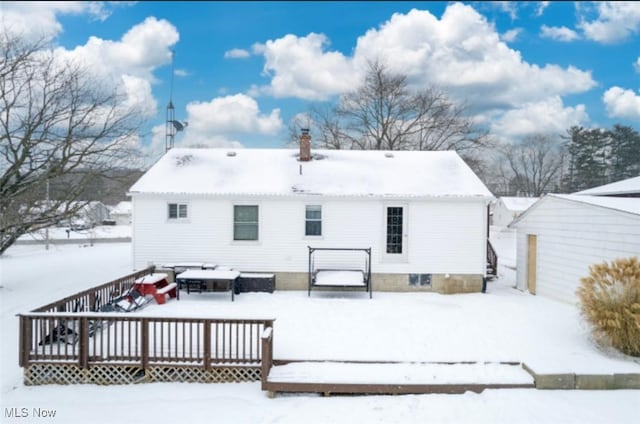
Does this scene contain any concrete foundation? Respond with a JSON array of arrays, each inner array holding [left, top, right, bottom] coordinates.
[[273, 272, 484, 294]]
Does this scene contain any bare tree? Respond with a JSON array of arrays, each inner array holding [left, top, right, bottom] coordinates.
[[300, 61, 489, 152], [498, 134, 565, 197], [0, 31, 146, 254]]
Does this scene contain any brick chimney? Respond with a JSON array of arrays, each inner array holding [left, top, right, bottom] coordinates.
[[299, 128, 311, 161]]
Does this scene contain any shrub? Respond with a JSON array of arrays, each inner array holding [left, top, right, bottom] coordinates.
[[576, 256, 640, 357]]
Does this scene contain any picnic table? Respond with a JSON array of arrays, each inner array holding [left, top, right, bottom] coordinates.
[[132, 273, 178, 304], [175, 269, 241, 301]]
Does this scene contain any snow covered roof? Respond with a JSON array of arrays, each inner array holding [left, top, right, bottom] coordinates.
[[574, 175, 640, 196], [510, 193, 640, 227], [497, 197, 538, 212], [129, 148, 493, 199]]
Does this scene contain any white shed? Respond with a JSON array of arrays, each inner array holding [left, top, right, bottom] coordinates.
[[128, 147, 494, 293], [510, 194, 640, 304], [491, 197, 538, 227]]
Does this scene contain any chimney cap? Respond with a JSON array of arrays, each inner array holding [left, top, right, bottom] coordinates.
[[300, 128, 310, 136]]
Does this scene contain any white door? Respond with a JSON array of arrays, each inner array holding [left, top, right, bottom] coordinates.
[[384, 205, 408, 262]]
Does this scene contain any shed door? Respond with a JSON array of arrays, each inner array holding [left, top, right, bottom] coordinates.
[[527, 234, 537, 295], [384, 205, 407, 262]]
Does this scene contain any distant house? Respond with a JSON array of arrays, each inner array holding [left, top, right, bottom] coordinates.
[[510, 177, 640, 304], [491, 197, 538, 227], [55, 201, 110, 229], [109, 201, 132, 225], [574, 175, 640, 198], [128, 140, 495, 294]]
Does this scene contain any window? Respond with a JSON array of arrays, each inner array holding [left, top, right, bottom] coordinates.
[[168, 203, 188, 220], [305, 205, 322, 236], [386, 206, 403, 254], [234, 205, 259, 241]]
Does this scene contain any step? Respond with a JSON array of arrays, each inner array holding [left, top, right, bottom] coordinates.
[[265, 361, 535, 395]]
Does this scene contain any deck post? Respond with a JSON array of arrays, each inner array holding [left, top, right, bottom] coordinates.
[[18, 315, 30, 368], [141, 318, 149, 369], [261, 327, 273, 390], [203, 320, 211, 370], [78, 317, 90, 369]]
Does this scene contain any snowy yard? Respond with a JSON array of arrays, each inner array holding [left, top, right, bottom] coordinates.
[[1, 237, 639, 424]]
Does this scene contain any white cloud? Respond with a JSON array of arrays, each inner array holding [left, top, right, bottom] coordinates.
[[540, 25, 580, 42], [489, 2, 519, 20], [578, 2, 640, 43], [224, 48, 251, 59], [536, 2, 550, 17], [253, 33, 360, 100], [353, 5, 595, 108], [490, 97, 589, 139], [635, 57, 640, 73], [51, 17, 179, 121], [603, 86, 640, 119], [501, 28, 521, 43], [0, 2, 119, 40], [185, 94, 283, 135]]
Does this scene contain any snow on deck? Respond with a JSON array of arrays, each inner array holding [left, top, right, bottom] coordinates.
[[314, 270, 365, 286], [268, 362, 534, 385]]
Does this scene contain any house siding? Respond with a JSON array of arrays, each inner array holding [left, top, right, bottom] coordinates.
[[132, 195, 487, 279], [514, 196, 640, 304]]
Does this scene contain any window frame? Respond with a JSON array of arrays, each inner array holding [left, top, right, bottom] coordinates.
[[167, 202, 189, 221], [233, 204, 259, 241], [304, 204, 322, 237]]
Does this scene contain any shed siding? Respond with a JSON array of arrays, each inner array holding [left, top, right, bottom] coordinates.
[[515, 196, 640, 304], [132, 196, 486, 275]]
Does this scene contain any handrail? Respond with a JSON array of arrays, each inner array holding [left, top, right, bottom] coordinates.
[[487, 240, 498, 276], [19, 313, 274, 369]]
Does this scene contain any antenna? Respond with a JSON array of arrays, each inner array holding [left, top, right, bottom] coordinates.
[[165, 50, 187, 152]]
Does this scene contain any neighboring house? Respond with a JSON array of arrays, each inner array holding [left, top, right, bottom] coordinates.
[[56, 201, 111, 229], [574, 175, 640, 197], [128, 142, 495, 294], [491, 197, 538, 227], [510, 193, 640, 304], [109, 201, 132, 225]]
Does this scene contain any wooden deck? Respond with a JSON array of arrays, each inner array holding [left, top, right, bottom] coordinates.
[[260, 327, 535, 396], [262, 360, 535, 395]]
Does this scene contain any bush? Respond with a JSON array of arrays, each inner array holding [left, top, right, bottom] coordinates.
[[576, 256, 640, 357]]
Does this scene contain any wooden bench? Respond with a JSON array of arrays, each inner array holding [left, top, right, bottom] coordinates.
[[153, 282, 178, 304]]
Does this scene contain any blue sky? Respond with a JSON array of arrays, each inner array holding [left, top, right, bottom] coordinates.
[[2, 1, 640, 161]]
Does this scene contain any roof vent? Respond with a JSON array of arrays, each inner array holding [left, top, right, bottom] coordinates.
[[384, 152, 394, 158], [226, 151, 237, 157]]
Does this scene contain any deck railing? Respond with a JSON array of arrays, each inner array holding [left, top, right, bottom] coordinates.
[[487, 240, 498, 277], [32, 266, 155, 313], [19, 313, 274, 370]]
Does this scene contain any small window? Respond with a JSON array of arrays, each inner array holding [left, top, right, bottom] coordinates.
[[305, 205, 322, 236], [234, 205, 259, 241], [168, 203, 188, 219]]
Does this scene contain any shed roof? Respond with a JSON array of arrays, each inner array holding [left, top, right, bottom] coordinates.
[[510, 193, 640, 227], [497, 197, 538, 212], [129, 148, 493, 199], [574, 175, 640, 196]]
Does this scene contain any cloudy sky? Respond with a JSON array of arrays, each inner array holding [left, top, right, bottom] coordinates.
[[2, 1, 639, 161]]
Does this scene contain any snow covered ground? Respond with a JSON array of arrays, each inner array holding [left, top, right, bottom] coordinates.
[[1, 236, 639, 424]]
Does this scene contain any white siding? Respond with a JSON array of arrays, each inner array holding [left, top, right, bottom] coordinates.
[[514, 196, 640, 304], [132, 195, 487, 275]]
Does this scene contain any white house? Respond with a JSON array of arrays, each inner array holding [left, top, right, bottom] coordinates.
[[128, 144, 494, 294], [491, 197, 538, 227], [510, 194, 640, 304], [109, 201, 132, 225]]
